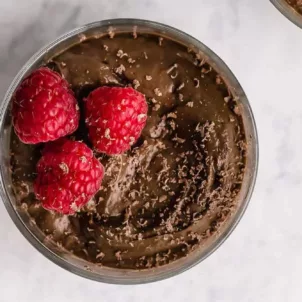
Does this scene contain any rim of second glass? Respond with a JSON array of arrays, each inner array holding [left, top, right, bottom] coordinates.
[[0, 18, 259, 284], [270, 0, 302, 29]]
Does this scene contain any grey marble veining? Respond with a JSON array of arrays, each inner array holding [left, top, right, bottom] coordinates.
[[1, 0, 302, 301]]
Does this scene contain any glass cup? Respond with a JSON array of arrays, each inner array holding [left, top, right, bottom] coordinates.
[[0, 19, 258, 284], [271, 0, 302, 28]]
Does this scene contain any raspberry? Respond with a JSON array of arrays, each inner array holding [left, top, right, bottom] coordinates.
[[34, 138, 104, 214], [84, 86, 148, 155], [12, 67, 79, 144]]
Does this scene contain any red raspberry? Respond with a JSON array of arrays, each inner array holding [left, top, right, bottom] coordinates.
[[84, 86, 148, 155], [12, 67, 79, 144], [34, 138, 104, 214]]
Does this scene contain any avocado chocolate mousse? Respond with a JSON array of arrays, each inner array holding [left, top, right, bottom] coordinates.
[[10, 30, 246, 270], [286, 0, 302, 13]]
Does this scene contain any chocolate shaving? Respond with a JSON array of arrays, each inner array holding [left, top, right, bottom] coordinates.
[[133, 79, 140, 89], [117, 49, 128, 58], [128, 57, 136, 64], [133, 26, 138, 39], [107, 27, 115, 39], [176, 83, 185, 91], [167, 64, 178, 74], [202, 66, 212, 74], [154, 88, 163, 96], [114, 64, 126, 74]]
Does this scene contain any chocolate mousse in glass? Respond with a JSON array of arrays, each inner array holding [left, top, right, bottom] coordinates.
[[0, 19, 258, 284]]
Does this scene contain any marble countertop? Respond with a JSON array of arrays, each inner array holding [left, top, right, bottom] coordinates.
[[1, 0, 302, 301]]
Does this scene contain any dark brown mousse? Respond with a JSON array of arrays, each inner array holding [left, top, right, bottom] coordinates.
[[10, 30, 246, 270]]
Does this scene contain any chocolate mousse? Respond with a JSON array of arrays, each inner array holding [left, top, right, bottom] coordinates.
[[286, 0, 302, 13], [10, 30, 246, 269]]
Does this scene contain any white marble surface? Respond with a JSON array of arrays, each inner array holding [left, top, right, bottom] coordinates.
[[1, 0, 302, 301]]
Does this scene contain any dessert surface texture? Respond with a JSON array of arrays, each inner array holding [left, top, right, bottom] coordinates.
[[10, 31, 247, 269]]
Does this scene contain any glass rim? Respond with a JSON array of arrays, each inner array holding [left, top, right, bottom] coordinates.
[[270, 0, 302, 29], [0, 18, 259, 284]]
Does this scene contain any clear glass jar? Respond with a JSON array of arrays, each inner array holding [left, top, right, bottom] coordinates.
[[271, 0, 302, 29], [0, 19, 258, 284]]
